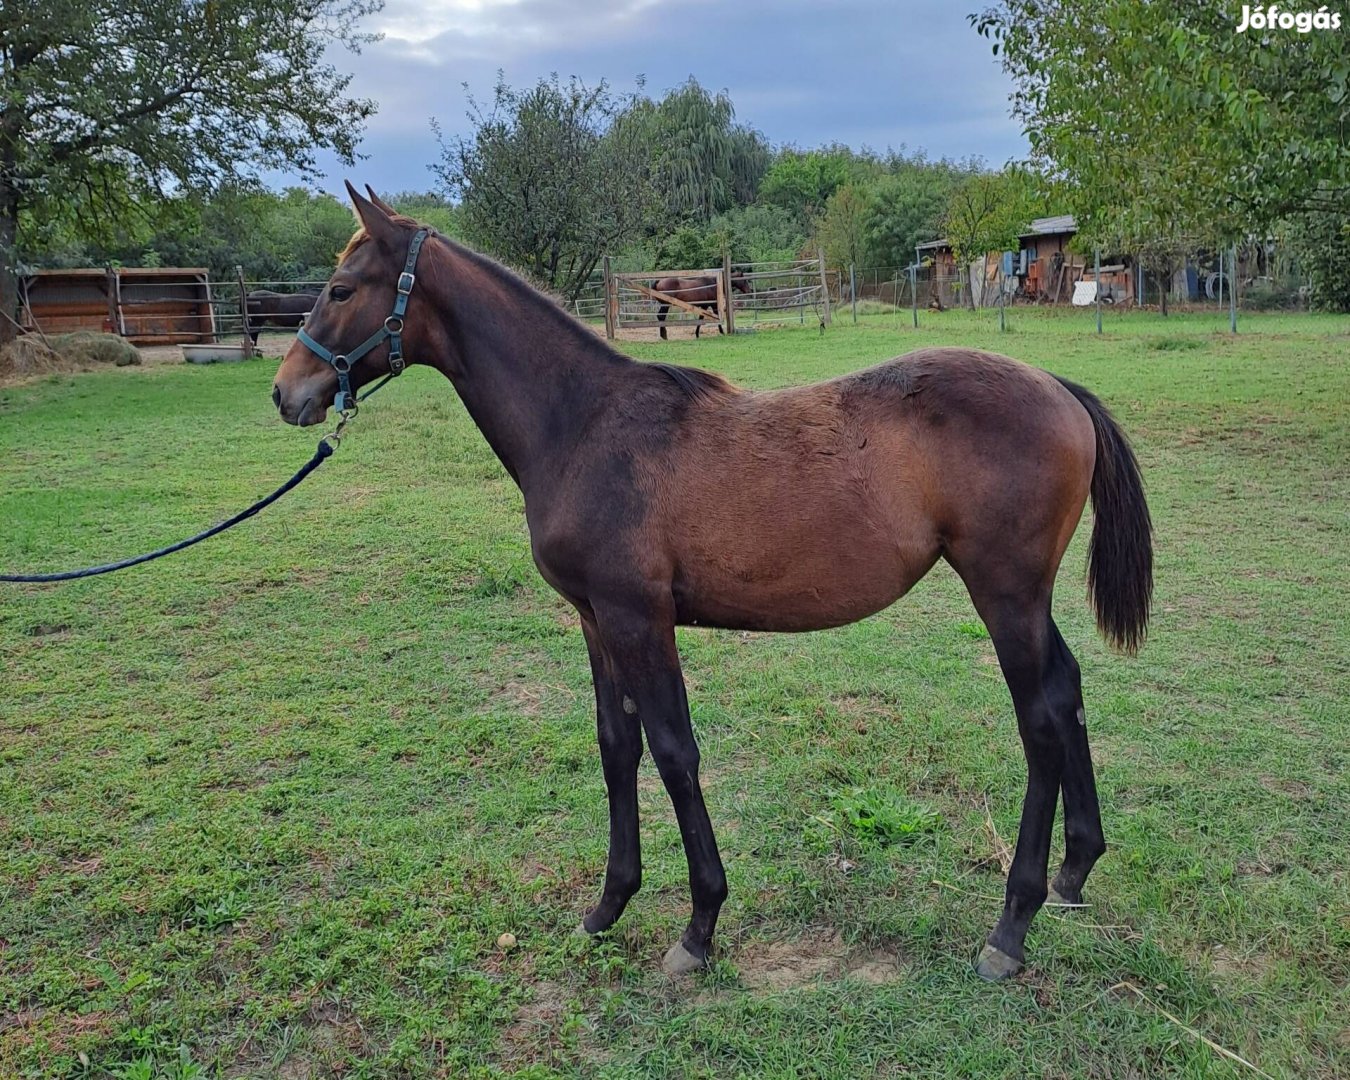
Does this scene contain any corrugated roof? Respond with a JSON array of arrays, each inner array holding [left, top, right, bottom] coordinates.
[[1021, 215, 1077, 237]]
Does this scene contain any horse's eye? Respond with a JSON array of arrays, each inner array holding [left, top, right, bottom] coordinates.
[[330, 285, 353, 302]]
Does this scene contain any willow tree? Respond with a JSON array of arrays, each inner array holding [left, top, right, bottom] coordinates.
[[632, 79, 770, 225], [0, 0, 381, 343]]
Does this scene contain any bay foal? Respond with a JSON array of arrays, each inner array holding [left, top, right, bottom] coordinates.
[[273, 188, 1152, 981]]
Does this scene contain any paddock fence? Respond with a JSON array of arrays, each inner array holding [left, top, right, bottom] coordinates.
[[599, 254, 836, 339]]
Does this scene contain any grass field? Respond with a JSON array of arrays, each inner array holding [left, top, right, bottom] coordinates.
[[1, 309, 1347, 1079]]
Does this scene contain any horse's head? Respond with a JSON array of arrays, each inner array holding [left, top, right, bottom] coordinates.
[[730, 273, 752, 295], [273, 183, 435, 426]]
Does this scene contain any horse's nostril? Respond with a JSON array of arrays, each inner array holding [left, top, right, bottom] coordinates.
[[271, 385, 282, 409]]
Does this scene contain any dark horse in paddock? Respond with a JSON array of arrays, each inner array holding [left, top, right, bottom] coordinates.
[[652, 273, 752, 339], [245, 289, 319, 345], [273, 185, 1153, 981]]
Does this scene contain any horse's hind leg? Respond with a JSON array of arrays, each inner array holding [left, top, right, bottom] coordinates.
[[957, 581, 1104, 980], [942, 548, 1075, 978], [658, 305, 669, 340], [1045, 621, 1105, 906], [970, 595, 1062, 980]]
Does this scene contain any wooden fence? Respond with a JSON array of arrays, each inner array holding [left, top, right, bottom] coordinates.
[[601, 253, 832, 339]]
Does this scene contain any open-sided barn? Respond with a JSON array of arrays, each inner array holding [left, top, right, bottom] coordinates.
[[20, 267, 217, 344]]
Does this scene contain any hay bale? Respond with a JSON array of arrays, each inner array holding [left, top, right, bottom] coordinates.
[[52, 331, 141, 367], [0, 331, 142, 380], [0, 336, 66, 377]]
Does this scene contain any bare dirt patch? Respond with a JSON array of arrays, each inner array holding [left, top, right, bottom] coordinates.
[[734, 926, 904, 992], [498, 981, 571, 1067]]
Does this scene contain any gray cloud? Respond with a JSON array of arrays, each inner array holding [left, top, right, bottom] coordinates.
[[273, 0, 1025, 195]]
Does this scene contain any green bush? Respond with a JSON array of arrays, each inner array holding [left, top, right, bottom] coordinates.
[[1288, 210, 1350, 313]]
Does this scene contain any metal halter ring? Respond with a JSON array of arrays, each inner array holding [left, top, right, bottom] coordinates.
[[384, 316, 404, 334], [333, 355, 351, 373]]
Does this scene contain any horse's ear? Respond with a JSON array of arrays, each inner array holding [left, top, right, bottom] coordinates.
[[364, 185, 399, 217], [345, 179, 402, 249]]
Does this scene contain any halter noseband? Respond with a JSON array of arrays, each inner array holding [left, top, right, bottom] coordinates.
[[296, 228, 429, 413]]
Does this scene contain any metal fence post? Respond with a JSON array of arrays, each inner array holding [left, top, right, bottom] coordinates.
[[603, 255, 616, 340], [911, 265, 918, 328], [1095, 249, 1102, 334], [1230, 244, 1238, 334], [236, 265, 252, 354], [817, 251, 831, 327]]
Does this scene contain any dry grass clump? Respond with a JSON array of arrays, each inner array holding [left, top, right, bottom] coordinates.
[[0, 331, 140, 379]]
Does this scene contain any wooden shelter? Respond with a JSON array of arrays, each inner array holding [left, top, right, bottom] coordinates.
[[20, 267, 217, 344], [1018, 217, 1139, 305]]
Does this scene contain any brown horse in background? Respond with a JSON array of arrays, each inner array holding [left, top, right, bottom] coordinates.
[[653, 273, 752, 339], [272, 186, 1153, 982], [245, 289, 319, 345]]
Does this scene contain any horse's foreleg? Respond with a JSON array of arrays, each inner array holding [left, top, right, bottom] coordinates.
[[579, 618, 643, 935], [658, 304, 669, 340], [591, 600, 725, 974]]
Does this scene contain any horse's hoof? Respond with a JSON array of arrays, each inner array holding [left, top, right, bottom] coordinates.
[[974, 944, 1023, 982], [1046, 883, 1084, 907], [574, 921, 593, 938], [662, 941, 708, 977]]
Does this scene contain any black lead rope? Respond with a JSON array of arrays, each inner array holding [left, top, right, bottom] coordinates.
[[0, 439, 335, 583]]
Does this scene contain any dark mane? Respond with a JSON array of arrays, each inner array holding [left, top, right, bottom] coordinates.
[[649, 363, 739, 402]]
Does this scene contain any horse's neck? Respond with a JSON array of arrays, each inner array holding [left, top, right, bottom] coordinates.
[[428, 246, 629, 491]]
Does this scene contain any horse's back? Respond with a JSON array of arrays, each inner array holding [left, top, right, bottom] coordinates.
[[648, 347, 1095, 630]]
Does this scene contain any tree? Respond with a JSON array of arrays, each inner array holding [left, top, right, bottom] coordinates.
[[943, 170, 1041, 307], [630, 79, 770, 224], [863, 161, 968, 267], [0, 0, 381, 342], [435, 74, 653, 303], [758, 148, 865, 228], [379, 192, 463, 240], [970, 1, 1350, 252], [815, 184, 872, 270], [712, 204, 806, 264], [1288, 211, 1350, 313]]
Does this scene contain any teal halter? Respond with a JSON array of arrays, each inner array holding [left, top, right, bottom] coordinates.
[[296, 228, 429, 413]]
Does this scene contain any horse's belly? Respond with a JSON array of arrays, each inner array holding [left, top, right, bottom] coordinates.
[[672, 535, 934, 633]]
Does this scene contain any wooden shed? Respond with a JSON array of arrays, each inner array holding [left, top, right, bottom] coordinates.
[[20, 267, 217, 344], [1017, 216, 1138, 305]]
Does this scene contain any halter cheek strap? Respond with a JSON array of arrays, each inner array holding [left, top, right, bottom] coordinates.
[[296, 228, 429, 413]]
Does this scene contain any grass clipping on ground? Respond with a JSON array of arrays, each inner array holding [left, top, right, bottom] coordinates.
[[0, 331, 140, 378]]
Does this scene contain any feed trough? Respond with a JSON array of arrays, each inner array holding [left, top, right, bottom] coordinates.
[[182, 343, 251, 364]]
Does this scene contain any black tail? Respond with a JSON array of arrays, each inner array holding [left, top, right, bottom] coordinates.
[[1055, 377, 1154, 654]]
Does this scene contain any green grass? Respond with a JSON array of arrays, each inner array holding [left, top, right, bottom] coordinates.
[[2, 308, 1347, 1078]]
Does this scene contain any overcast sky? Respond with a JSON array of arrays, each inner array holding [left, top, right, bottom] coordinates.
[[284, 0, 1028, 196]]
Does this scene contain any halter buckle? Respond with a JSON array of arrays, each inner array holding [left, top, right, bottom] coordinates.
[[397, 272, 415, 295]]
